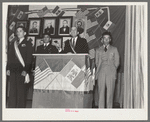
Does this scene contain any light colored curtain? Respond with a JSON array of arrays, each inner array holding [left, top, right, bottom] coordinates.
[[124, 5, 146, 108]]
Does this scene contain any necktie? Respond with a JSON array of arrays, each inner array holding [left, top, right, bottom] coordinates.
[[104, 46, 107, 52]]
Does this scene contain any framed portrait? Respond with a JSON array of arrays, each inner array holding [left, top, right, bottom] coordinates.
[[35, 38, 44, 51], [27, 36, 36, 47], [51, 37, 62, 49], [43, 17, 56, 35], [58, 16, 73, 36], [28, 18, 42, 36], [74, 18, 85, 34], [16, 21, 27, 28]]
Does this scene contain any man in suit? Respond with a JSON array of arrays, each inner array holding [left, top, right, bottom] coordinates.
[[59, 20, 69, 34], [29, 21, 38, 33], [6, 26, 33, 108], [95, 31, 120, 108], [36, 33, 58, 54], [44, 22, 54, 35], [61, 27, 89, 54]]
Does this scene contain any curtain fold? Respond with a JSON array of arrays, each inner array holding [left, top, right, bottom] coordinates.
[[124, 5, 146, 108]]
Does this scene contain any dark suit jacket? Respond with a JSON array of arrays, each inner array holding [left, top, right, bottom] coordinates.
[[7, 39, 33, 73], [44, 26, 54, 35], [36, 43, 58, 54], [61, 37, 89, 54], [59, 26, 69, 34], [77, 27, 84, 34]]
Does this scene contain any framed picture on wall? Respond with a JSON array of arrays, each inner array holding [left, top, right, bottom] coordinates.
[[43, 17, 56, 36], [35, 38, 44, 51], [74, 18, 85, 34], [16, 21, 27, 28], [58, 17, 73, 36], [27, 36, 36, 47], [51, 37, 62, 50], [28, 18, 42, 36]]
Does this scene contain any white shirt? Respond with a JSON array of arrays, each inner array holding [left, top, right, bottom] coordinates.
[[72, 36, 78, 47], [18, 37, 25, 44], [103, 44, 110, 49], [44, 43, 49, 47]]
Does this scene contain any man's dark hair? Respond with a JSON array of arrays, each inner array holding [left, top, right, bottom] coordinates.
[[43, 33, 51, 38], [77, 21, 82, 26], [102, 31, 113, 40], [63, 20, 68, 23], [32, 21, 37, 24], [16, 26, 26, 33]]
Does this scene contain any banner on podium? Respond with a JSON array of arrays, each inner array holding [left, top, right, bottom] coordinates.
[[32, 54, 95, 108]]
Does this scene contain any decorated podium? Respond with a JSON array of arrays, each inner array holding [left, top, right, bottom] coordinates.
[[32, 54, 95, 108]]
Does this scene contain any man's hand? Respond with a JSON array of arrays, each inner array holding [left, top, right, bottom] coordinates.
[[6, 70, 10, 76], [21, 71, 27, 77]]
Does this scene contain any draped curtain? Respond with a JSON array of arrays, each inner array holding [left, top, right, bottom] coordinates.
[[124, 5, 146, 108]]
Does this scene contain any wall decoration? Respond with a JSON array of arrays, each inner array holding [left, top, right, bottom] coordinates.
[[16, 21, 27, 28], [43, 17, 56, 36], [28, 18, 42, 36], [35, 38, 44, 51], [74, 18, 85, 34], [27, 36, 36, 47], [58, 16, 73, 36]]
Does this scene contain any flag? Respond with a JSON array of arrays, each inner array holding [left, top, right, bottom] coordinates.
[[34, 59, 53, 84], [95, 9, 104, 18], [37, 6, 49, 17], [75, 9, 89, 19], [9, 33, 16, 43], [9, 21, 16, 30], [56, 10, 65, 17], [16, 10, 25, 20], [60, 60, 85, 88], [34, 55, 90, 91], [103, 20, 115, 32], [52, 6, 59, 13], [86, 19, 98, 32], [32, 55, 94, 108], [87, 8, 100, 22], [89, 48, 95, 59], [52, 6, 65, 16]]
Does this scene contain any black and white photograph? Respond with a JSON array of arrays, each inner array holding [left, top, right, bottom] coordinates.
[[2, 2, 148, 121], [43, 17, 56, 35], [58, 17, 72, 36], [27, 36, 36, 47], [28, 18, 41, 35], [35, 38, 44, 51], [74, 19, 85, 34], [16, 21, 27, 28]]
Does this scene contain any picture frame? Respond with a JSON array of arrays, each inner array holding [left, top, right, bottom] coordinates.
[[16, 20, 27, 28], [58, 16, 73, 36], [27, 36, 36, 47], [28, 18, 42, 36], [43, 17, 56, 36], [74, 18, 85, 34], [51, 37, 62, 49], [35, 38, 44, 51]]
